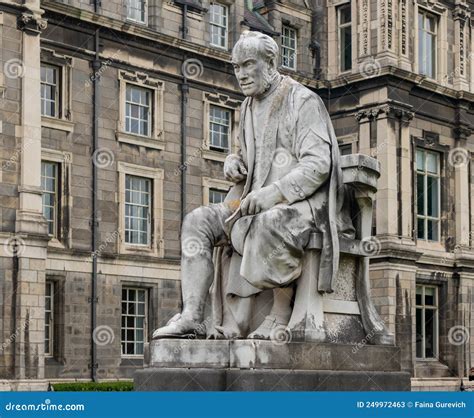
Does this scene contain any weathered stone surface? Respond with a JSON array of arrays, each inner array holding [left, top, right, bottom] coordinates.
[[134, 368, 411, 391], [148, 339, 402, 372]]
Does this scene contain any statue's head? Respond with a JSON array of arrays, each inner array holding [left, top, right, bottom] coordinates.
[[232, 31, 279, 97]]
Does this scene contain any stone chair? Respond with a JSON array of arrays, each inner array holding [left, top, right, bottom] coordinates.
[[288, 154, 394, 345], [210, 153, 394, 346]]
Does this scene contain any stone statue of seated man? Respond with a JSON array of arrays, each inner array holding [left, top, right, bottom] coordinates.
[[153, 31, 354, 340]]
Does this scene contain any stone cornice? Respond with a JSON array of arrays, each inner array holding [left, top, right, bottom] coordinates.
[[355, 101, 414, 123]]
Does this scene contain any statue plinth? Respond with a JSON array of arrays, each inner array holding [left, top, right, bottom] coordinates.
[[134, 339, 410, 391]]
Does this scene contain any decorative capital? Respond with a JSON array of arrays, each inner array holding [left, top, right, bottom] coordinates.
[[17, 12, 47, 36], [454, 126, 472, 140]]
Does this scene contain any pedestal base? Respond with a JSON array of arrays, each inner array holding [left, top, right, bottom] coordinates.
[[134, 339, 411, 391], [135, 368, 410, 391]]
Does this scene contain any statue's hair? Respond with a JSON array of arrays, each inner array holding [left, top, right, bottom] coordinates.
[[233, 31, 279, 64]]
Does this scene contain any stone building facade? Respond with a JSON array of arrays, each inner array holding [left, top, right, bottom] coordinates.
[[0, 0, 473, 390]]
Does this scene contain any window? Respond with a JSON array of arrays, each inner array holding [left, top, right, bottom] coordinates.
[[209, 105, 231, 153], [416, 285, 439, 359], [416, 149, 440, 241], [45, 281, 54, 357], [209, 188, 227, 204], [210, 2, 228, 48], [337, 3, 352, 72], [418, 10, 437, 79], [121, 287, 147, 356], [125, 85, 152, 137], [281, 25, 297, 70], [41, 64, 59, 117], [125, 175, 151, 246], [339, 143, 352, 156], [126, 0, 147, 24], [41, 161, 59, 237]]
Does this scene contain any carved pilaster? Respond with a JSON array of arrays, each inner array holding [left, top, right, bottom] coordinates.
[[359, 0, 370, 57], [453, 1, 470, 89]]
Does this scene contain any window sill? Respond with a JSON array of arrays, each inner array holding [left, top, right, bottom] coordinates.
[[119, 242, 164, 258], [47, 237, 66, 249], [202, 149, 228, 163], [210, 44, 229, 51], [416, 239, 445, 253], [42, 117, 74, 133], [116, 131, 165, 150]]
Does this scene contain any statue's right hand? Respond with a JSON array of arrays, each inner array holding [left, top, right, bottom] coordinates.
[[224, 154, 247, 183]]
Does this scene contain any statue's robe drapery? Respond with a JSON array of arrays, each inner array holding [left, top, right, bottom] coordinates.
[[209, 76, 353, 333]]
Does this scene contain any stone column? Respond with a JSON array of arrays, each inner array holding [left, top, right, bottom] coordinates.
[[453, 1, 470, 91], [375, 106, 398, 237], [397, 108, 414, 239], [12, 5, 49, 382]]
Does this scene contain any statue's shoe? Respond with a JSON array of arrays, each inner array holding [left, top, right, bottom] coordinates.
[[152, 313, 205, 339], [247, 315, 289, 340]]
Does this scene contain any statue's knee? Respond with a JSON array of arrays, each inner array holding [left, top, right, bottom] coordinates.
[[182, 206, 211, 234]]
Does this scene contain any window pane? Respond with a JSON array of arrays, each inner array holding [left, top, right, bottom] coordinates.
[[339, 4, 351, 24], [416, 286, 422, 305], [426, 152, 438, 174], [416, 149, 425, 171], [427, 219, 438, 241], [417, 217, 425, 239], [424, 287, 435, 306], [417, 173, 425, 215], [416, 308, 423, 358], [209, 188, 227, 204], [427, 176, 439, 217], [121, 287, 148, 355], [425, 308, 436, 358], [125, 175, 151, 245]]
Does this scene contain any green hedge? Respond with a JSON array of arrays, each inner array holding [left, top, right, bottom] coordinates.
[[52, 381, 134, 392]]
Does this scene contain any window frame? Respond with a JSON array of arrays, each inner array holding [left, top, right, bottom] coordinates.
[[118, 162, 164, 256], [117, 71, 165, 150], [418, 8, 438, 80], [202, 177, 232, 205], [41, 63, 60, 119], [281, 25, 297, 71], [124, 174, 152, 247], [125, 0, 148, 25], [415, 284, 439, 360], [45, 280, 55, 358], [209, 104, 232, 153], [209, 1, 229, 49], [41, 160, 60, 239], [337, 2, 352, 73], [202, 92, 240, 163], [41, 149, 72, 248], [125, 84, 152, 138], [121, 286, 148, 358], [415, 148, 441, 242], [40, 49, 74, 133]]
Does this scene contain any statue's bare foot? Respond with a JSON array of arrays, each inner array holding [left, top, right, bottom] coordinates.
[[152, 313, 204, 339], [247, 315, 289, 340]]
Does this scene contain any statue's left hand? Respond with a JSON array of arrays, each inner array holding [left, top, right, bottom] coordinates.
[[240, 184, 285, 215]]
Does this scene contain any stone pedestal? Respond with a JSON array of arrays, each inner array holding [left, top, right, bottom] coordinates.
[[134, 339, 411, 391]]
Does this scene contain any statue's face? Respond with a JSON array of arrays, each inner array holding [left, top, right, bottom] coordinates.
[[232, 40, 274, 97]]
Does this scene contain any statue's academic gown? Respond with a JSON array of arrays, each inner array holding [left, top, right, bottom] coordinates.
[[209, 76, 351, 331]]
